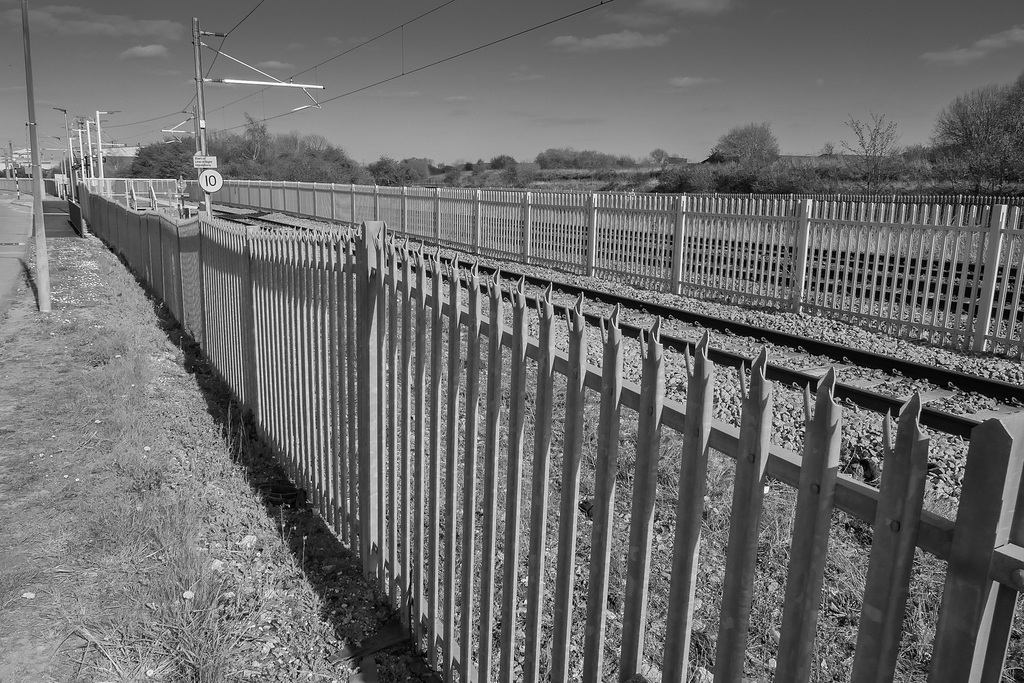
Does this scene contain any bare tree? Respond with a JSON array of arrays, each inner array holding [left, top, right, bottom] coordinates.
[[712, 123, 779, 167], [650, 148, 669, 166], [300, 133, 331, 155], [932, 77, 1024, 193], [243, 113, 268, 162], [841, 112, 901, 194]]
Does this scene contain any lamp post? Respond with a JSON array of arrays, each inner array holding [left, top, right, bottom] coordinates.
[[47, 136, 64, 197], [53, 106, 74, 199], [74, 124, 85, 183], [95, 109, 119, 180], [83, 118, 94, 179]]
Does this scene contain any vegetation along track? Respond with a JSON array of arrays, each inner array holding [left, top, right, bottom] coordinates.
[[213, 207, 1024, 496]]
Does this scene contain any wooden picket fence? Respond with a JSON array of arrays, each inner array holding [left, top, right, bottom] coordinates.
[[165, 179, 1024, 360], [81, 188, 1024, 682]]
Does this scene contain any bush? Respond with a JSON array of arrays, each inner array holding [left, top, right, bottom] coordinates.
[[653, 164, 716, 193]]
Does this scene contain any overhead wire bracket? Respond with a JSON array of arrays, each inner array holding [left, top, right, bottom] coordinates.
[[201, 42, 323, 111]]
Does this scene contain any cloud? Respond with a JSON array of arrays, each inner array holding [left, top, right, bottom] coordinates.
[[373, 90, 421, 99], [922, 24, 1024, 65], [445, 95, 476, 102], [509, 67, 544, 82], [642, 0, 735, 14], [531, 115, 604, 127], [550, 30, 670, 52], [118, 44, 168, 60], [255, 60, 295, 70], [287, 42, 304, 50], [603, 11, 665, 29], [1, 6, 185, 40], [668, 76, 719, 89]]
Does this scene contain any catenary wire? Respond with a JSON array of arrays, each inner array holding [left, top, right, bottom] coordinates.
[[106, 1, 268, 133], [203, 0, 456, 118], [215, 0, 617, 132]]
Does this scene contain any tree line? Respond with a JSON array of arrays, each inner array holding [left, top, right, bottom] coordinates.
[[123, 71, 1024, 196]]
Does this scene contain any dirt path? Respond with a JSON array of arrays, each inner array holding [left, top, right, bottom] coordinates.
[[0, 234, 432, 682]]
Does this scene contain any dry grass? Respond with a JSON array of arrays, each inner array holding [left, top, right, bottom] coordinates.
[[0, 231, 427, 682]]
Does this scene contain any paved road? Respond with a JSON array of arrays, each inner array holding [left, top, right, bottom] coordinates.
[[0, 191, 75, 319]]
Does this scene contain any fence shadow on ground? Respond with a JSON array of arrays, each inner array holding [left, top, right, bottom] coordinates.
[[149, 297, 438, 682]]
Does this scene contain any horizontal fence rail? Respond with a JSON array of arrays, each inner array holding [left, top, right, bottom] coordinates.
[[154, 179, 1024, 360], [83, 187, 1024, 683]]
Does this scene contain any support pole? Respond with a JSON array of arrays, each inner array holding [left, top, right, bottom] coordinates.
[[192, 17, 212, 216], [20, 0, 50, 312]]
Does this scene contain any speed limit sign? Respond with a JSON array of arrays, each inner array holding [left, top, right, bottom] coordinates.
[[199, 169, 224, 194]]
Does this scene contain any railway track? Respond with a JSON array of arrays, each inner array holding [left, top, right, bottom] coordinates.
[[212, 207, 1023, 442]]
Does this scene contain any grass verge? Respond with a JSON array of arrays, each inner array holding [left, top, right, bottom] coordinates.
[[0, 229, 433, 682]]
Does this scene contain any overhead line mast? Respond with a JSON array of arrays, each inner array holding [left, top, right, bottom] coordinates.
[[192, 17, 216, 216], [191, 15, 325, 215]]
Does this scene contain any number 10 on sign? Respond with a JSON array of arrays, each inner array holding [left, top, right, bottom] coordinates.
[[199, 170, 223, 194]]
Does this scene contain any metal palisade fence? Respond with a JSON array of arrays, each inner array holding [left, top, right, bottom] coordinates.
[[82, 186, 1024, 683], [154, 179, 1024, 360]]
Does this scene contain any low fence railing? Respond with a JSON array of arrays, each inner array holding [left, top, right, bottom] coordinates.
[[82, 178, 179, 212], [0, 178, 29, 193], [83, 188, 1024, 683], [205, 180, 1024, 359]]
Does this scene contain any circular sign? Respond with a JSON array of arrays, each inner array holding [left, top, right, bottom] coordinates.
[[199, 169, 224, 194]]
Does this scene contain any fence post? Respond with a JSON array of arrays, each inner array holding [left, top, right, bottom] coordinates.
[[851, 394, 929, 683], [790, 198, 813, 313], [473, 189, 482, 254], [929, 413, 1024, 682], [619, 319, 665, 682], [197, 218, 209, 352], [401, 186, 408, 237], [356, 220, 386, 580], [522, 191, 533, 264], [243, 225, 258, 415], [586, 193, 598, 277], [670, 193, 687, 294], [775, 369, 842, 683], [434, 187, 442, 245], [711, 349, 773, 683], [971, 204, 1008, 353], [662, 333, 714, 683], [373, 185, 380, 221], [350, 183, 356, 225]]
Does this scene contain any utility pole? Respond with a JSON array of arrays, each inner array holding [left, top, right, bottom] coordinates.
[[84, 119, 94, 180], [192, 17, 212, 216], [20, 0, 50, 312], [75, 124, 84, 184], [7, 141, 13, 179], [95, 110, 119, 181], [54, 107, 74, 200]]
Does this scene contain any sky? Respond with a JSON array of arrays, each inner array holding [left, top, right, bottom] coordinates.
[[1, 0, 1022, 167]]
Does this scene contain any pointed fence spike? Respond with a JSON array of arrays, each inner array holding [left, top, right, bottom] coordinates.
[[819, 366, 838, 401], [696, 330, 710, 358], [752, 347, 769, 377]]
